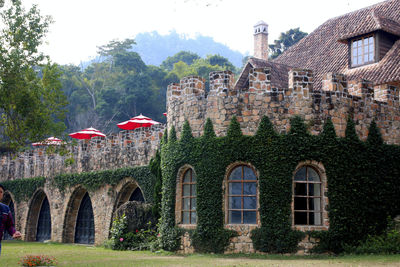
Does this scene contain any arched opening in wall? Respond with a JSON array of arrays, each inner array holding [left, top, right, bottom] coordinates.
[[25, 190, 51, 242], [62, 187, 95, 244], [115, 180, 144, 212], [2, 193, 15, 240], [74, 192, 95, 244], [36, 197, 51, 242]]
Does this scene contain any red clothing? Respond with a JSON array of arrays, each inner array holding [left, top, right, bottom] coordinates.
[[0, 203, 15, 241]]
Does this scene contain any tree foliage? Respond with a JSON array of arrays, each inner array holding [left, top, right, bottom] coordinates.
[[0, 0, 67, 150], [269, 28, 308, 59]]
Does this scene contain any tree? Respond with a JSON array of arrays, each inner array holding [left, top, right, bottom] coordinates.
[[0, 0, 67, 150], [161, 51, 200, 71], [269, 28, 308, 59]]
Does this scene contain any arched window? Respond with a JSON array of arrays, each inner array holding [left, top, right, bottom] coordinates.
[[74, 192, 95, 244], [182, 169, 196, 224], [293, 166, 322, 225], [227, 165, 257, 224]]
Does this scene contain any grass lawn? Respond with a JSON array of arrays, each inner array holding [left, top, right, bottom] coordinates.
[[1, 240, 400, 267]]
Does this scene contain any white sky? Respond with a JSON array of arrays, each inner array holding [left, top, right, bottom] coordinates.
[[22, 0, 384, 66]]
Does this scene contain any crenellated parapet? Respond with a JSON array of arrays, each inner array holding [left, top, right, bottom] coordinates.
[[0, 125, 165, 181], [166, 66, 400, 144]]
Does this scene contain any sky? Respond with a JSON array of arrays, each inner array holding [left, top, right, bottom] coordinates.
[[21, 0, 385, 66]]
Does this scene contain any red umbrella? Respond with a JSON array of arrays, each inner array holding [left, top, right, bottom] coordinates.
[[163, 112, 167, 116], [117, 114, 160, 130], [32, 137, 66, 146], [68, 127, 106, 140]]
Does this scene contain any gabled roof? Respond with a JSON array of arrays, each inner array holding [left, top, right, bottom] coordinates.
[[274, 0, 400, 89], [235, 57, 291, 90]]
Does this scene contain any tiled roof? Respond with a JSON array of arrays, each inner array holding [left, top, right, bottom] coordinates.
[[235, 57, 291, 89], [274, 0, 400, 89]]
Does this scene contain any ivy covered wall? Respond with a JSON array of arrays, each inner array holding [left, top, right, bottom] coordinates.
[[159, 116, 400, 253]]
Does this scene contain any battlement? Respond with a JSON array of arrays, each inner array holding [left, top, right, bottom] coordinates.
[[167, 66, 400, 144], [0, 125, 165, 181]]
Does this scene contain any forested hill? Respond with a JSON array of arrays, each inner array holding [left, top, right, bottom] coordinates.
[[131, 31, 245, 68]]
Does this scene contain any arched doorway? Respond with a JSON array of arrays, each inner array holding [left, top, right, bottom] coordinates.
[[25, 190, 52, 241], [74, 192, 95, 244], [36, 197, 51, 241]]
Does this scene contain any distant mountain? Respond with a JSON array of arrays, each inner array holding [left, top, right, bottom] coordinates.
[[131, 31, 245, 68]]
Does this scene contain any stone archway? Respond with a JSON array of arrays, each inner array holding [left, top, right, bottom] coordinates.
[[25, 189, 51, 242], [62, 187, 95, 244], [115, 179, 145, 211], [2, 192, 16, 240]]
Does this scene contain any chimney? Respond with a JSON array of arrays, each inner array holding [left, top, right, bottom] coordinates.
[[253, 21, 269, 61]]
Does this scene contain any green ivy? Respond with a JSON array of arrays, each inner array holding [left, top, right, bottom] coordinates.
[[2, 177, 46, 202], [159, 116, 400, 254]]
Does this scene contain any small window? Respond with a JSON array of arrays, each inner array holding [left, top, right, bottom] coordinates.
[[227, 165, 257, 224], [182, 169, 196, 224], [351, 35, 375, 67], [293, 166, 322, 225]]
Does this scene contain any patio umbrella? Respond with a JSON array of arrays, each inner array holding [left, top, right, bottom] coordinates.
[[163, 112, 167, 116], [68, 127, 106, 140], [117, 114, 160, 130], [32, 137, 66, 146]]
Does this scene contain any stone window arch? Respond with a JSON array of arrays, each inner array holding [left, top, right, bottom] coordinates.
[[292, 161, 329, 230], [175, 165, 197, 227], [225, 163, 258, 225]]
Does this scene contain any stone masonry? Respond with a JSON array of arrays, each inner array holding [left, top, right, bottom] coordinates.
[[167, 68, 400, 144]]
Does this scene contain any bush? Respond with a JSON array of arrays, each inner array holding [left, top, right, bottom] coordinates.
[[109, 213, 158, 251], [343, 229, 400, 254]]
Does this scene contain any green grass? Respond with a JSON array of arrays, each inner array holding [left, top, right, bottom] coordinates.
[[2, 240, 400, 267]]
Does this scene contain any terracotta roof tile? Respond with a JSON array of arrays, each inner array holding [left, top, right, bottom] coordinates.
[[274, 0, 400, 89]]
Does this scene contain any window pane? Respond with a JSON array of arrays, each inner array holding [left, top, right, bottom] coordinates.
[[183, 170, 191, 183], [369, 52, 374, 62], [243, 182, 256, 195], [229, 182, 242, 195], [357, 40, 362, 46], [311, 212, 321, 225], [183, 198, 190, 210], [294, 167, 306, 181], [191, 184, 196, 196], [191, 198, 196, 210], [243, 197, 256, 209], [307, 168, 319, 181], [243, 166, 256, 180], [191, 212, 197, 224], [182, 211, 190, 224], [294, 197, 307, 210], [308, 183, 321, 197], [229, 211, 241, 224], [243, 211, 257, 224], [294, 212, 307, 225], [183, 185, 190, 196], [309, 197, 321, 211], [369, 44, 374, 52], [353, 56, 358, 65], [229, 167, 242, 180], [358, 55, 362, 63], [353, 47, 358, 56], [357, 47, 362, 55], [364, 54, 368, 63], [294, 183, 307, 196], [352, 41, 357, 48], [368, 36, 373, 44], [191, 172, 196, 182], [229, 196, 242, 209]]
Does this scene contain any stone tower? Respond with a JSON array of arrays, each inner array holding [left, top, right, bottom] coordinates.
[[253, 20, 269, 61]]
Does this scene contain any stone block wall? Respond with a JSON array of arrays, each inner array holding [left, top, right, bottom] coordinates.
[[166, 68, 400, 144], [0, 125, 165, 181]]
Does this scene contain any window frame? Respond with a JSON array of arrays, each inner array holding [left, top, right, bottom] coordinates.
[[350, 34, 376, 68], [225, 164, 258, 225], [181, 168, 197, 225], [175, 165, 197, 228]]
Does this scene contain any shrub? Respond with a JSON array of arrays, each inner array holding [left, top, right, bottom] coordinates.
[[19, 255, 57, 266], [109, 213, 158, 251], [343, 229, 400, 254]]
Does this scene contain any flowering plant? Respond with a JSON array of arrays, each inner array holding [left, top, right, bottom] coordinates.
[[19, 255, 57, 266]]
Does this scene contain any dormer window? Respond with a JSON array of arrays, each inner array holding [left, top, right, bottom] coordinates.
[[351, 35, 375, 67]]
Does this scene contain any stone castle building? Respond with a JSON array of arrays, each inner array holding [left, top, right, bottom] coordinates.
[[1, 0, 400, 254]]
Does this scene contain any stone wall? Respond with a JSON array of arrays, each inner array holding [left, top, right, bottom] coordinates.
[[0, 125, 165, 181], [167, 68, 400, 144]]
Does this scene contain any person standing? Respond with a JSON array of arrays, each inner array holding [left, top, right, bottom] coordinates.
[[0, 184, 21, 255]]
